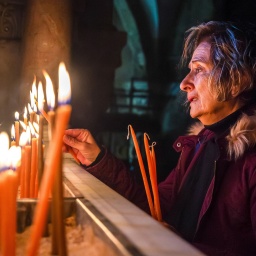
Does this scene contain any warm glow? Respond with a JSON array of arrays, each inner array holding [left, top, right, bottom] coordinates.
[[0, 132, 10, 170], [43, 70, 55, 110], [24, 106, 28, 119], [8, 146, 21, 170], [15, 111, 19, 121], [11, 125, 15, 140], [37, 81, 44, 111], [20, 121, 27, 131], [28, 103, 33, 114], [26, 126, 31, 145], [32, 76, 37, 100], [33, 103, 38, 113], [0, 132, 9, 153], [19, 132, 27, 147], [30, 91, 34, 109], [29, 121, 36, 137], [58, 62, 71, 105]]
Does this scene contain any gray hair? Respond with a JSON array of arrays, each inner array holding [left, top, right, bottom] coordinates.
[[181, 21, 256, 104]]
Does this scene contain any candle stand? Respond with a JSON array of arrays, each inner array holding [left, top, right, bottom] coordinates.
[[25, 151, 205, 256], [15, 155, 205, 255]]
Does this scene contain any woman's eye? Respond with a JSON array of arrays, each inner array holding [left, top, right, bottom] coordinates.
[[194, 67, 202, 74]]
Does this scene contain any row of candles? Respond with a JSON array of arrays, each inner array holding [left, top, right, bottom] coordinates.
[[0, 62, 72, 256], [0, 62, 161, 255]]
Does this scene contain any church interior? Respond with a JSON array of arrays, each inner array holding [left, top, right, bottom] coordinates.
[[1, 0, 256, 182], [0, 0, 255, 255]]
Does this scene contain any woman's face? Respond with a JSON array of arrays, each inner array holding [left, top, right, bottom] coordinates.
[[180, 41, 242, 125]]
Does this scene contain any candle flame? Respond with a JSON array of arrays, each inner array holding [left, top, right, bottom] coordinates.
[[26, 126, 31, 145], [43, 70, 55, 110], [8, 146, 21, 170], [15, 111, 19, 121], [28, 103, 33, 114], [0, 132, 9, 153], [33, 104, 38, 113], [24, 106, 28, 119], [30, 91, 34, 109], [19, 132, 27, 147], [0, 132, 10, 170], [37, 81, 44, 112], [58, 62, 71, 105], [32, 76, 37, 99], [29, 121, 36, 137], [20, 120, 27, 131]]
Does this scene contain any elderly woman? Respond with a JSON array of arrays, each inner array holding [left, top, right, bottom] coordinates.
[[63, 21, 256, 256]]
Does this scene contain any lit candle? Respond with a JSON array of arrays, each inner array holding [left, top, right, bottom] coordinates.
[[14, 111, 20, 146], [0, 133, 20, 256], [127, 125, 155, 218], [27, 62, 71, 256], [0, 171, 10, 255], [32, 75, 37, 97], [33, 120, 40, 197], [0, 132, 9, 254], [34, 105, 39, 124], [144, 133, 161, 221], [9, 145, 22, 184], [8, 145, 21, 170], [0, 132, 9, 248], [37, 80, 50, 123], [29, 122, 38, 198], [28, 103, 31, 112], [28, 102, 35, 123], [24, 127, 32, 198], [19, 132, 27, 198], [30, 78, 37, 123], [0, 132, 10, 171], [44, 69, 79, 164], [44, 69, 66, 254], [37, 81, 45, 188], [19, 120, 27, 132], [24, 106, 28, 125], [5, 170, 19, 255]]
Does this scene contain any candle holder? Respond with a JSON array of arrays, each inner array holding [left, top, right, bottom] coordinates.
[[15, 175, 139, 256], [16, 179, 82, 233]]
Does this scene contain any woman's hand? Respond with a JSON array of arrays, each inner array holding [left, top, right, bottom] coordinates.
[[63, 129, 101, 166]]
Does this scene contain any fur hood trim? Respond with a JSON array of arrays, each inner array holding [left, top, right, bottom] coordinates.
[[187, 113, 256, 160]]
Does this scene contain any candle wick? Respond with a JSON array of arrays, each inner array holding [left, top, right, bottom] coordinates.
[[150, 141, 156, 148], [127, 125, 131, 140], [144, 133, 150, 140]]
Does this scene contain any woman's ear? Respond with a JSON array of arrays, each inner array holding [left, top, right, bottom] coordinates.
[[231, 85, 239, 97]]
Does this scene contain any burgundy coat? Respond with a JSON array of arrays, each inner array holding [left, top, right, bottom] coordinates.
[[85, 113, 256, 256]]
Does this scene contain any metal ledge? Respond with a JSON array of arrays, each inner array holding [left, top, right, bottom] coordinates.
[[63, 158, 205, 256]]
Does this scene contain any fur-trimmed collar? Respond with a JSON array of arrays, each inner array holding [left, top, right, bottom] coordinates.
[[187, 113, 256, 160]]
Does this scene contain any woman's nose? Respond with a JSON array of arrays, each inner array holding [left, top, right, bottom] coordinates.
[[180, 73, 194, 92]]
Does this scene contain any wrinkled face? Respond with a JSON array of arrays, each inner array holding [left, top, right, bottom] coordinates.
[[180, 41, 242, 125]]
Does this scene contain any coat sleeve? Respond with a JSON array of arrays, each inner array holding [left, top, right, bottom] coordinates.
[[85, 147, 186, 223], [84, 148, 151, 214]]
